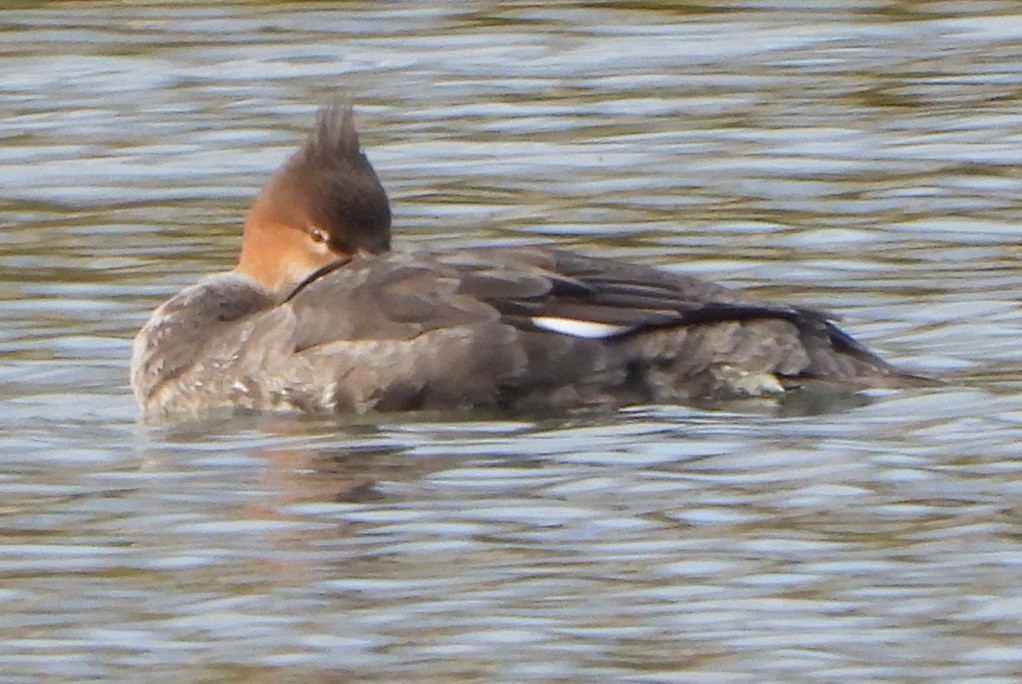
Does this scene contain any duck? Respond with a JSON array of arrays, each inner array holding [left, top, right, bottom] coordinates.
[[131, 101, 931, 419]]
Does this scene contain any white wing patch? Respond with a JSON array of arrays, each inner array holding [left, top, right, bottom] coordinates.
[[531, 316, 636, 339]]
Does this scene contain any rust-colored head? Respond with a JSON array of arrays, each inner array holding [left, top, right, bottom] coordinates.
[[236, 102, 391, 294]]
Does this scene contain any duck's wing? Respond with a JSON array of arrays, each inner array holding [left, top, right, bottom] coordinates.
[[285, 246, 811, 343], [431, 246, 825, 336], [282, 247, 929, 412], [432, 247, 930, 387]]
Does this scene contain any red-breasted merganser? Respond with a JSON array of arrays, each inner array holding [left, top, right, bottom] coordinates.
[[131, 102, 931, 419]]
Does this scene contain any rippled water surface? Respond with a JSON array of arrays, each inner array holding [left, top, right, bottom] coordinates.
[[2, 1, 1022, 681]]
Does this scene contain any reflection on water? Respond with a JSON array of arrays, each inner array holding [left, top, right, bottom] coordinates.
[[1, 0, 1022, 680]]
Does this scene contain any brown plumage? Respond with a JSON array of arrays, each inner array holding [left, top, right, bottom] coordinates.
[[131, 102, 932, 419]]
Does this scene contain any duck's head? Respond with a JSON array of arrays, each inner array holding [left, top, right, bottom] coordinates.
[[235, 102, 391, 295]]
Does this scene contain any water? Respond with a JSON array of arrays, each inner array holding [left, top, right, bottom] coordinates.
[[2, 1, 1022, 680]]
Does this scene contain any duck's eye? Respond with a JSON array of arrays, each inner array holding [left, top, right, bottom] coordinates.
[[309, 228, 328, 245]]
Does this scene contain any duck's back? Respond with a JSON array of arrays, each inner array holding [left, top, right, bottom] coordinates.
[[131, 247, 927, 419]]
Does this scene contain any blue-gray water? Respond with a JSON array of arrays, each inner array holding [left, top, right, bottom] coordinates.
[[1, 1, 1021, 681]]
